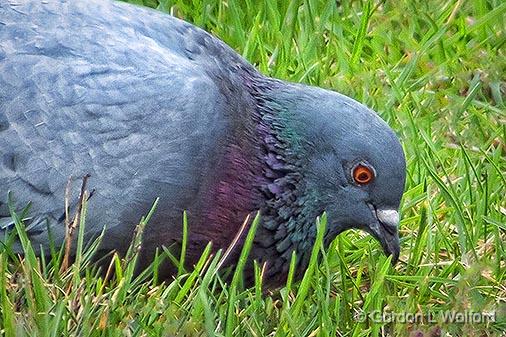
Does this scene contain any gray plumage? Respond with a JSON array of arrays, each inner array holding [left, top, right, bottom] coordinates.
[[0, 0, 406, 287]]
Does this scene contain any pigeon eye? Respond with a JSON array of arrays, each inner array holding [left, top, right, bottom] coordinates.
[[352, 164, 374, 185]]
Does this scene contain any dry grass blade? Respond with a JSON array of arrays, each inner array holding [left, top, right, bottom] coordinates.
[[215, 212, 251, 273]]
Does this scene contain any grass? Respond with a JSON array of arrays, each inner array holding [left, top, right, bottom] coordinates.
[[1, 0, 505, 336]]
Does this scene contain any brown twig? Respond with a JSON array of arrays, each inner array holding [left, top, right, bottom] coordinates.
[[60, 174, 91, 273]]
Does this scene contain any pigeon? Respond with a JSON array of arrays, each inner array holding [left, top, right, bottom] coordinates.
[[0, 0, 406, 287]]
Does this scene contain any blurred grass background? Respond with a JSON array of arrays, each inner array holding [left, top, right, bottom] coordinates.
[[1, 0, 505, 336]]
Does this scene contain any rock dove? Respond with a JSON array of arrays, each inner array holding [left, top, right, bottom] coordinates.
[[0, 0, 406, 287]]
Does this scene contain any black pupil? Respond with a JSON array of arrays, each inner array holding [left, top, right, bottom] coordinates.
[[358, 171, 369, 182]]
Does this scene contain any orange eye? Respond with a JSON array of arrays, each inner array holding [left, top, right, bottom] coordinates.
[[352, 164, 374, 185]]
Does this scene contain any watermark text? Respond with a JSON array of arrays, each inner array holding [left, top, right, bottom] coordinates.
[[355, 310, 496, 324]]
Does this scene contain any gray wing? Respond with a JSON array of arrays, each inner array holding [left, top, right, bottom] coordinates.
[[0, 0, 241, 252]]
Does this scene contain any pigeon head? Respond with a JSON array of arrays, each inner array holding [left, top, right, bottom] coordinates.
[[257, 81, 406, 264]]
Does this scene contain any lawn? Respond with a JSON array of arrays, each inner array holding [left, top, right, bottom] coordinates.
[[1, 0, 505, 336]]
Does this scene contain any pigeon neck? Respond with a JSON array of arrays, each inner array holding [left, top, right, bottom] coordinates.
[[248, 76, 321, 279]]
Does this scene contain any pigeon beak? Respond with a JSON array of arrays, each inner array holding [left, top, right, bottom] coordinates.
[[368, 208, 400, 264]]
